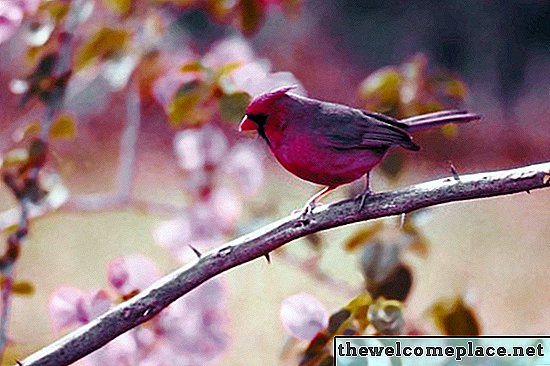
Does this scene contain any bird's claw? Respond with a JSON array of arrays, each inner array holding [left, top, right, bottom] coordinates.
[[293, 203, 315, 225], [356, 190, 373, 211]]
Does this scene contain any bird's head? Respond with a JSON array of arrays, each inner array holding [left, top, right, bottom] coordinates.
[[239, 86, 297, 145]]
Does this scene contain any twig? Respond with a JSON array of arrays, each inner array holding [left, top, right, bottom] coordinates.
[[18, 161, 550, 366], [275, 251, 357, 296], [0, 200, 29, 361], [116, 80, 141, 200]]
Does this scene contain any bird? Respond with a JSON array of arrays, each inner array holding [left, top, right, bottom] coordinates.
[[239, 86, 480, 216]]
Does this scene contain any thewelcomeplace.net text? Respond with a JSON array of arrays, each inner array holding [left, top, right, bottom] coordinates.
[[336, 340, 544, 362]]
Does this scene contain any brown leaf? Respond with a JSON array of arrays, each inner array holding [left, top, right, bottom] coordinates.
[[12, 281, 36, 296], [239, 0, 265, 36], [76, 28, 129, 69], [429, 297, 481, 336], [343, 221, 384, 252], [368, 264, 413, 302], [50, 114, 77, 139], [103, 0, 133, 16]]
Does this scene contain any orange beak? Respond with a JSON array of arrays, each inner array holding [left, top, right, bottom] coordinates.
[[239, 115, 257, 132]]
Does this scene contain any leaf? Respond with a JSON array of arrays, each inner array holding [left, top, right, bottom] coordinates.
[[218, 92, 250, 124], [103, 0, 133, 16], [180, 61, 205, 73], [41, 1, 70, 22], [214, 62, 242, 78], [358, 66, 401, 114], [12, 121, 41, 143], [50, 114, 77, 139], [0, 148, 29, 169], [345, 293, 372, 330], [76, 28, 129, 69], [299, 332, 332, 366], [239, 0, 265, 36], [12, 281, 35, 296], [343, 221, 384, 251], [368, 264, 413, 302], [441, 124, 458, 139], [379, 151, 404, 179], [326, 308, 351, 335], [360, 242, 401, 285], [429, 297, 481, 336], [167, 82, 209, 127]]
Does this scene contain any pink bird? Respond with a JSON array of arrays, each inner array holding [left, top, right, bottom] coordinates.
[[239, 86, 480, 215]]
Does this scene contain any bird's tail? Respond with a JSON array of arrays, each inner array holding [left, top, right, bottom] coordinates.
[[399, 110, 481, 132]]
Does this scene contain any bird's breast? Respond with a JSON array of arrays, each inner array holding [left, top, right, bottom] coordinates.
[[271, 132, 387, 187]]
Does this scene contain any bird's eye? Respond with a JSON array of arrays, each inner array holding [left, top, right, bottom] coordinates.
[[246, 113, 268, 126]]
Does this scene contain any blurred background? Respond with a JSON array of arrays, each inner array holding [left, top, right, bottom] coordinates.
[[0, 0, 549, 365]]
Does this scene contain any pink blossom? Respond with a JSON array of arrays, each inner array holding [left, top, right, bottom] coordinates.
[[223, 142, 265, 196], [14, 0, 40, 14], [84, 332, 139, 366], [107, 255, 161, 296], [230, 61, 304, 97], [0, 1, 23, 45], [173, 125, 229, 171], [203, 37, 255, 68], [280, 293, 329, 340], [153, 187, 241, 263], [49, 287, 112, 333], [152, 51, 197, 109], [48, 257, 229, 366], [154, 280, 228, 363]]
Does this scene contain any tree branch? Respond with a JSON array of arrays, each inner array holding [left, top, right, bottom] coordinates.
[[19, 161, 550, 366]]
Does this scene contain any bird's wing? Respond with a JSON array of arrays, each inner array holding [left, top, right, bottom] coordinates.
[[316, 105, 419, 151]]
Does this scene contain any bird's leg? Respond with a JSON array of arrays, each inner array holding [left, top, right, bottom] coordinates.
[[296, 186, 335, 220], [358, 171, 372, 211]]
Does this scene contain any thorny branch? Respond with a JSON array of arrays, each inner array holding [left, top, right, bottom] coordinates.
[[18, 161, 550, 366]]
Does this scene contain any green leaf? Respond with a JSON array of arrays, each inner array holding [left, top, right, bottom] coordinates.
[[345, 293, 372, 330], [218, 92, 250, 124], [167, 82, 209, 127], [76, 28, 129, 69], [358, 66, 401, 114], [50, 114, 77, 139]]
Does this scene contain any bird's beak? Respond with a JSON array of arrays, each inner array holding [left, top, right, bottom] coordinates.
[[239, 115, 256, 132]]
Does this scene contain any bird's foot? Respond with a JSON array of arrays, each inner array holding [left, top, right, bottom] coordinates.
[[356, 189, 373, 211]]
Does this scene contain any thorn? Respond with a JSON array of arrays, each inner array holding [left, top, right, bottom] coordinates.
[[448, 160, 460, 181], [400, 213, 406, 229], [526, 189, 531, 194], [264, 253, 271, 264], [188, 245, 202, 258], [16, 360, 23, 366]]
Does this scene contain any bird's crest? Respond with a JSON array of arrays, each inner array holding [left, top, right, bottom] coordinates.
[[246, 85, 297, 114]]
